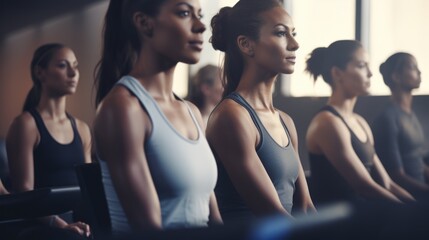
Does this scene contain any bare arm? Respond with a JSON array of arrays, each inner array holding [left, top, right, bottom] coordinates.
[[309, 113, 402, 203], [0, 180, 8, 194], [94, 88, 161, 230], [371, 155, 415, 203], [6, 113, 38, 192], [76, 120, 92, 164], [207, 101, 290, 217], [7, 113, 91, 236], [279, 112, 315, 213]]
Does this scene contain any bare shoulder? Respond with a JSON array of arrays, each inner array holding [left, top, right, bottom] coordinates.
[[95, 85, 146, 124], [6, 111, 39, 148], [308, 110, 349, 137], [74, 118, 92, 140], [208, 99, 253, 131], [8, 112, 38, 136], [278, 110, 295, 128]]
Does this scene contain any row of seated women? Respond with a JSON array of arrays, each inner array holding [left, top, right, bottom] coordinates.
[[1, 0, 428, 239]]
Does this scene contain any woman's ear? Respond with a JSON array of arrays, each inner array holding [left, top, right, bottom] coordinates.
[[391, 72, 401, 85], [34, 66, 45, 83], [237, 35, 255, 57], [331, 66, 343, 83], [133, 12, 153, 37]]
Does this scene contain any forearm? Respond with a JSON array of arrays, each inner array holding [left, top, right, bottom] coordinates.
[[391, 172, 429, 196], [356, 181, 402, 203], [388, 182, 415, 203]]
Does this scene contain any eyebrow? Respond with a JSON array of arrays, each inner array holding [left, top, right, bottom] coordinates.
[[175, 2, 202, 13], [273, 23, 295, 32]]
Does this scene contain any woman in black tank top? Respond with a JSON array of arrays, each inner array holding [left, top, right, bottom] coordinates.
[[207, 0, 315, 223], [6, 43, 92, 237], [305, 40, 415, 205]]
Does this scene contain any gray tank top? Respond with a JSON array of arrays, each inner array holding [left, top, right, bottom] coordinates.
[[100, 76, 218, 234], [215, 92, 299, 222]]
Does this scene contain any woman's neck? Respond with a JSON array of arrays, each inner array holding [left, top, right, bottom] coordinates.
[[391, 89, 413, 113], [235, 65, 277, 111], [328, 91, 357, 117], [130, 47, 178, 101], [37, 95, 67, 120]]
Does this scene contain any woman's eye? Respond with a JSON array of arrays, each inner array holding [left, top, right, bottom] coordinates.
[[178, 11, 190, 17], [276, 31, 287, 37]]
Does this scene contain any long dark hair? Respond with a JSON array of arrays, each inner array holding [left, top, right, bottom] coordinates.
[[94, 0, 168, 106], [23, 43, 65, 112], [306, 40, 362, 87], [379, 52, 413, 89], [210, 0, 282, 97]]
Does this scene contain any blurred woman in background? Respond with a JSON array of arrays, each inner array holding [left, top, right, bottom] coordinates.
[[6, 43, 92, 237], [305, 40, 415, 206], [372, 52, 429, 199]]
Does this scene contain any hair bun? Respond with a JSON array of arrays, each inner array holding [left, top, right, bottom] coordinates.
[[210, 7, 232, 52]]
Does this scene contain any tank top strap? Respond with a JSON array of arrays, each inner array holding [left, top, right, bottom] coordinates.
[[225, 92, 264, 139], [321, 105, 354, 132], [278, 114, 292, 140], [116, 76, 160, 117], [116, 76, 203, 137], [173, 93, 204, 134], [66, 112, 83, 144], [28, 109, 47, 135]]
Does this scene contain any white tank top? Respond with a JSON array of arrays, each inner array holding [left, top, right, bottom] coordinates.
[[100, 76, 218, 234]]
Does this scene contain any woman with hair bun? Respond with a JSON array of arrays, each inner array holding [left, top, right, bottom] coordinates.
[[305, 40, 415, 206], [207, 0, 315, 223], [372, 53, 429, 199]]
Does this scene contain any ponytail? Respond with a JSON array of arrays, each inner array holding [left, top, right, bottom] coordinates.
[[94, 0, 168, 106], [23, 43, 64, 112], [22, 85, 41, 112], [305, 40, 362, 87], [94, 0, 135, 105]]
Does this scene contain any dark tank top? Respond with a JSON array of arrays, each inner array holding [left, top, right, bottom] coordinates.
[[309, 105, 375, 205], [29, 109, 85, 188], [214, 92, 300, 223]]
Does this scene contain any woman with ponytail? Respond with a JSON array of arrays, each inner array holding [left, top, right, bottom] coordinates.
[[372, 53, 429, 199], [206, 0, 315, 223], [93, 0, 221, 234], [6, 43, 92, 237], [305, 40, 415, 206]]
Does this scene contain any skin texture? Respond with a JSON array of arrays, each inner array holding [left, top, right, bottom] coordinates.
[[6, 47, 92, 237], [383, 55, 429, 197], [207, 6, 315, 218], [94, 0, 221, 231], [306, 47, 415, 204]]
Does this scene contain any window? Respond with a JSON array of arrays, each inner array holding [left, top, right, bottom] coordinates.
[[369, 0, 429, 95], [284, 0, 356, 97]]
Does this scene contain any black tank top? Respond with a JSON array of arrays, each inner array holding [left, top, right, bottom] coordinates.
[[29, 109, 85, 188], [309, 105, 375, 205], [214, 92, 299, 223]]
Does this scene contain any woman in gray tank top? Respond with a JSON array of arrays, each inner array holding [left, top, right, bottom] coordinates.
[[93, 0, 221, 234], [207, 0, 315, 223]]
